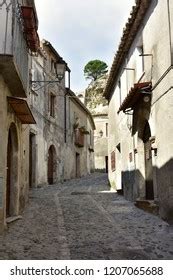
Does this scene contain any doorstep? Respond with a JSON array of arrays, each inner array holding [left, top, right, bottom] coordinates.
[[135, 199, 159, 215], [6, 215, 22, 224]]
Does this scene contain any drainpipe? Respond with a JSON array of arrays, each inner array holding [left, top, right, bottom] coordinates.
[[167, 0, 173, 64], [64, 90, 67, 143]]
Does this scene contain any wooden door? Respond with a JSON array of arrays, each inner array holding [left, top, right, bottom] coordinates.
[[105, 156, 108, 173], [6, 131, 12, 217], [48, 146, 54, 184], [29, 134, 33, 188], [144, 140, 154, 199], [142, 121, 154, 200], [76, 153, 80, 178]]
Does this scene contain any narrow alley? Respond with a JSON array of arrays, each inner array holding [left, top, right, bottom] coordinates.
[[0, 173, 173, 260]]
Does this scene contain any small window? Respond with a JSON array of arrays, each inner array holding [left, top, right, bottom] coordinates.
[[129, 152, 133, 162], [116, 143, 121, 153], [50, 94, 55, 117], [106, 123, 108, 137], [51, 59, 56, 74]]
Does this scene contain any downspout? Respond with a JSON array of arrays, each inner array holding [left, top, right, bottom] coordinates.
[[167, 0, 173, 65], [64, 90, 67, 143]]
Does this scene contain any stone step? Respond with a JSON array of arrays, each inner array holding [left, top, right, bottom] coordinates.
[[6, 215, 22, 224], [135, 200, 159, 215]]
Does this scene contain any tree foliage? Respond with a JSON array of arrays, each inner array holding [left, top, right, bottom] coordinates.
[[84, 60, 108, 81]]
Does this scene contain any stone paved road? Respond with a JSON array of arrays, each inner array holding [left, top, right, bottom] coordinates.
[[0, 173, 173, 259]]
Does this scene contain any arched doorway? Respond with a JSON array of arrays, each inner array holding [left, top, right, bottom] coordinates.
[[142, 121, 154, 199], [47, 145, 56, 185], [6, 123, 19, 217]]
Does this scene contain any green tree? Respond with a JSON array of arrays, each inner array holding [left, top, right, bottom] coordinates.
[[84, 60, 108, 81]]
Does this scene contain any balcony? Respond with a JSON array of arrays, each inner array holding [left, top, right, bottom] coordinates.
[[21, 6, 39, 52], [74, 128, 84, 147], [0, 1, 39, 97], [7, 97, 36, 124]]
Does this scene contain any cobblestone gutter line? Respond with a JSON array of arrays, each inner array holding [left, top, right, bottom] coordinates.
[[54, 192, 70, 259]]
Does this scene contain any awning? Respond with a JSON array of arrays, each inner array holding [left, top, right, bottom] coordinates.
[[118, 82, 152, 113], [21, 6, 39, 52], [7, 97, 36, 124]]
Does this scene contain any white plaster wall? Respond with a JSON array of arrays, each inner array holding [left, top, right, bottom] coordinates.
[[108, 0, 173, 220], [94, 116, 108, 171], [108, 89, 118, 188], [143, 0, 171, 83]]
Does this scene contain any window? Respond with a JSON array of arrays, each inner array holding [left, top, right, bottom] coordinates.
[[50, 94, 55, 117], [51, 59, 56, 74], [129, 152, 133, 162], [106, 123, 108, 137]]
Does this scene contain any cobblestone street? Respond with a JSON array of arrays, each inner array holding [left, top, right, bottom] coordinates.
[[0, 173, 173, 260]]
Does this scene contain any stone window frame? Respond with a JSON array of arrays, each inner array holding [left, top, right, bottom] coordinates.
[[49, 92, 56, 118]]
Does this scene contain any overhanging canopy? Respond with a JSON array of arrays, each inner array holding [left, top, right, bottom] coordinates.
[[118, 82, 152, 113], [7, 97, 36, 124]]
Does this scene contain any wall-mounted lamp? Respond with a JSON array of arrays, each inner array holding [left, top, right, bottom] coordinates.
[[150, 136, 157, 156], [143, 95, 151, 103], [151, 146, 157, 157], [99, 130, 103, 137], [30, 63, 65, 91]]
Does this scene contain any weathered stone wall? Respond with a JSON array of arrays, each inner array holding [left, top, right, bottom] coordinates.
[[29, 47, 66, 187], [0, 75, 30, 231], [64, 96, 95, 179]]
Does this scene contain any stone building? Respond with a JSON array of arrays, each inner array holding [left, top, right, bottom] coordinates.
[[29, 41, 95, 186], [0, 0, 39, 231], [104, 0, 173, 222], [29, 40, 70, 186], [64, 89, 95, 179]]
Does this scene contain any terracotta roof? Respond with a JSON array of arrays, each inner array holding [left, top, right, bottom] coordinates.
[[104, 0, 151, 99], [118, 81, 152, 113]]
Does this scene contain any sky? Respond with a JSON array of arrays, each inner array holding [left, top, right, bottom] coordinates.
[[34, 0, 135, 93]]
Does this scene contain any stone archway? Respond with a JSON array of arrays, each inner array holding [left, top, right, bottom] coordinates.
[[47, 145, 56, 185], [6, 123, 19, 217]]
